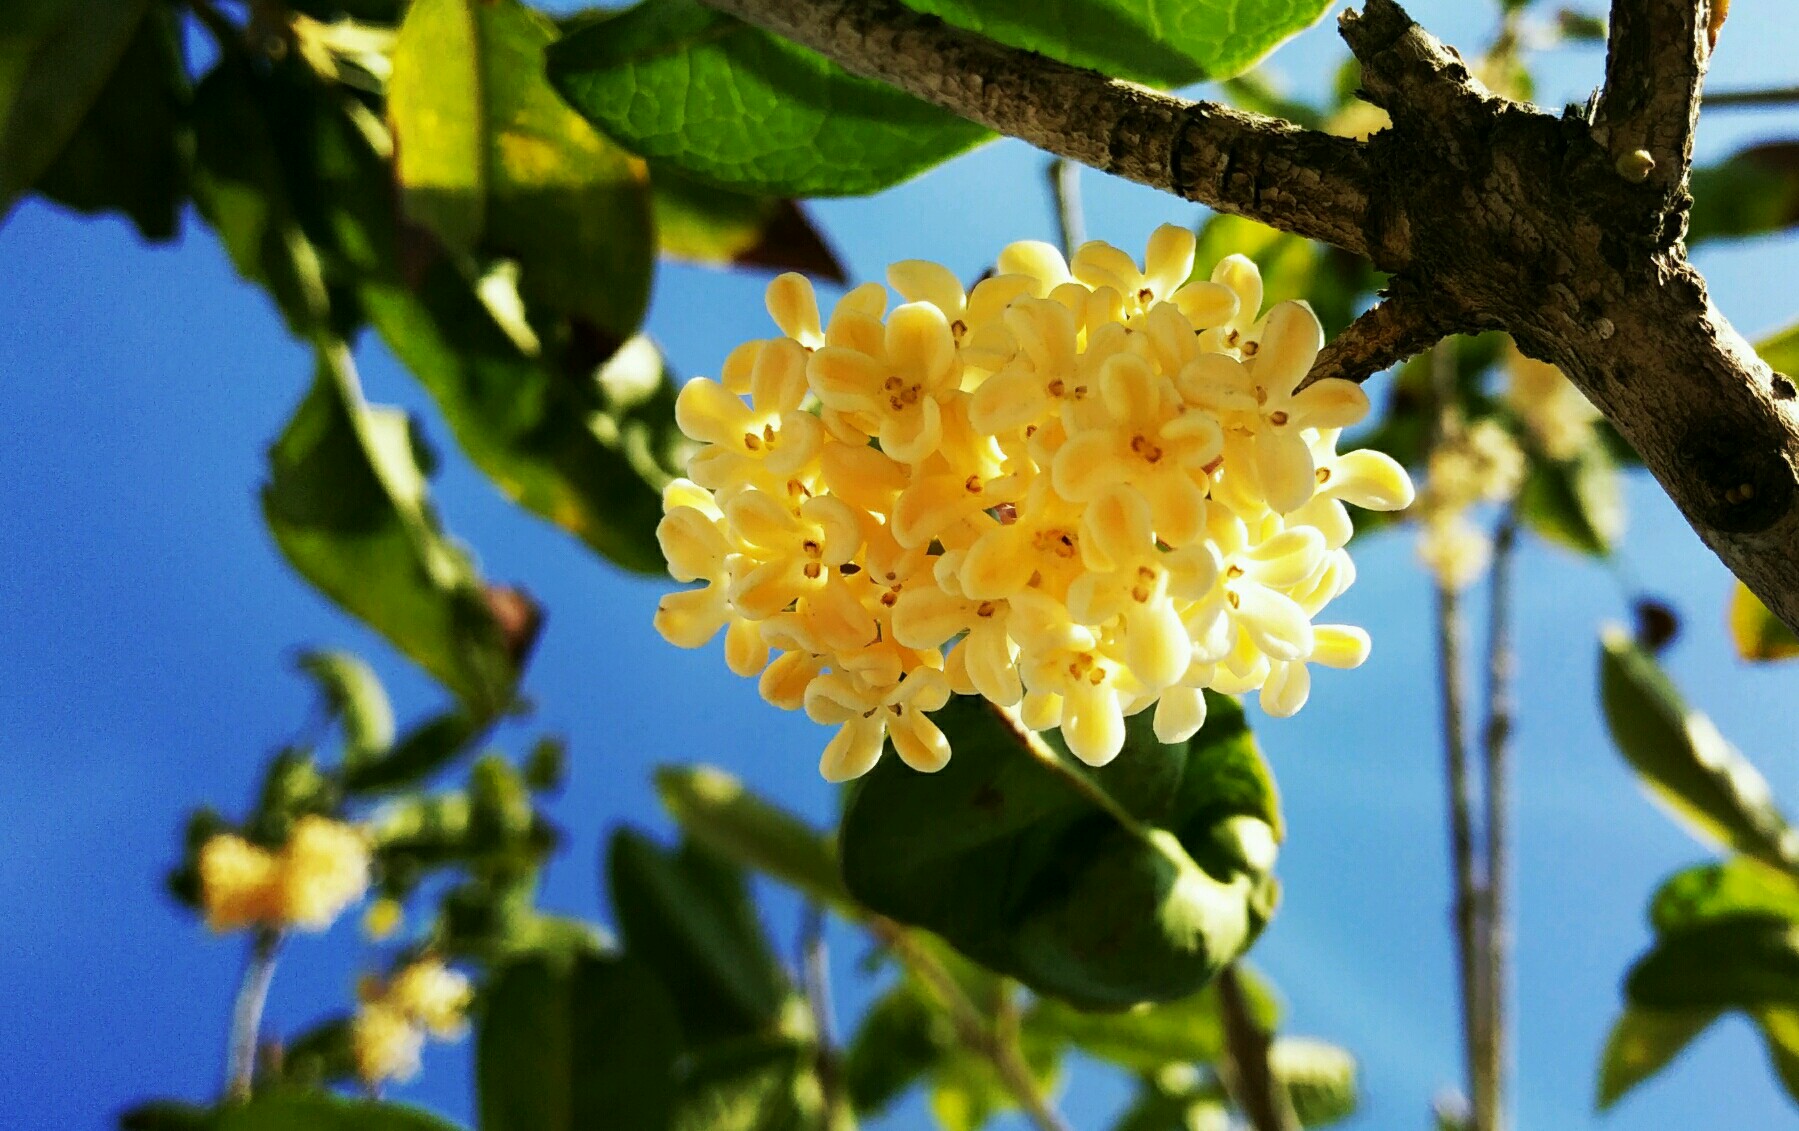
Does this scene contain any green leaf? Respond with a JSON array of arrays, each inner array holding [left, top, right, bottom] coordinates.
[[1518, 439, 1623, 556], [215, 1094, 463, 1131], [1728, 580, 1799, 663], [1652, 858, 1799, 933], [843, 984, 948, 1115], [1754, 1006, 1799, 1106], [899, 0, 1333, 87], [345, 709, 483, 794], [118, 1101, 214, 1131], [1627, 917, 1799, 1011], [1599, 628, 1798, 867], [279, 1017, 358, 1088], [30, 2, 185, 240], [0, 0, 146, 222], [262, 345, 520, 715], [1758, 322, 1799, 374], [296, 649, 395, 766], [655, 764, 852, 910], [1191, 212, 1381, 338], [1108, 1084, 1230, 1131], [1596, 1006, 1718, 1110], [1689, 143, 1799, 244], [546, 0, 990, 198], [672, 1035, 830, 1131], [479, 952, 684, 1131], [1024, 966, 1280, 1073], [390, 0, 653, 336], [841, 694, 1281, 1009], [607, 829, 791, 1043], [1271, 1037, 1357, 1127], [652, 166, 845, 281]]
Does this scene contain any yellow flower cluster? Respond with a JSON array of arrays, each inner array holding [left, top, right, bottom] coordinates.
[[1415, 419, 1525, 590], [198, 816, 371, 933], [655, 227, 1414, 779], [352, 956, 472, 1086], [1505, 347, 1599, 461]]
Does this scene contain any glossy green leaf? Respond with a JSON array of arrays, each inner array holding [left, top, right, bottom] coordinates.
[[1271, 1037, 1358, 1127], [841, 693, 1281, 1009], [655, 764, 853, 910], [607, 829, 791, 1043], [1627, 917, 1799, 1011], [1599, 629, 1797, 867], [672, 1035, 830, 1131], [1518, 440, 1623, 556], [296, 649, 395, 766], [1757, 322, 1799, 374], [652, 167, 845, 281], [262, 345, 519, 715], [0, 0, 145, 222], [901, 0, 1332, 88], [1728, 580, 1799, 663], [546, 0, 990, 198], [479, 952, 684, 1131], [31, 2, 185, 240], [390, 0, 653, 335], [1652, 858, 1799, 934], [1596, 1006, 1718, 1110], [1689, 143, 1799, 244], [215, 1094, 463, 1131]]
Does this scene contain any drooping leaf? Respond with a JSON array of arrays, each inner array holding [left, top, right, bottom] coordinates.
[[1596, 1006, 1718, 1110], [652, 166, 845, 281], [1689, 143, 1799, 244], [1652, 858, 1799, 934], [295, 649, 395, 767], [214, 1094, 464, 1131], [840, 694, 1282, 1009], [607, 829, 791, 1043], [900, 0, 1333, 88], [389, 0, 653, 336], [1599, 628, 1798, 868], [1271, 1037, 1358, 1127], [1518, 440, 1623, 556], [1728, 580, 1799, 663], [479, 952, 684, 1131], [655, 764, 853, 910], [262, 345, 520, 716], [546, 0, 991, 198], [30, 2, 185, 240]]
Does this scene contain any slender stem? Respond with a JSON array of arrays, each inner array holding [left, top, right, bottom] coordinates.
[[1046, 158, 1085, 257], [1427, 341, 1489, 1131], [1478, 505, 1520, 1131], [1704, 85, 1799, 108], [1217, 965, 1299, 1131], [869, 918, 1073, 1131], [799, 905, 851, 1129], [225, 929, 281, 1101]]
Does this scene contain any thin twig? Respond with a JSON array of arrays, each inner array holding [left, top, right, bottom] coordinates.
[[1704, 85, 1799, 109], [1301, 289, 1462, 389], [869, 918, 1073, 1131], [1477, 504, 1520, 1131], [1046, 158, 1085, 257], [799, 904, 850, 1128], [1217, 965, 1299, 1131], [225, 929, 281, 1101]]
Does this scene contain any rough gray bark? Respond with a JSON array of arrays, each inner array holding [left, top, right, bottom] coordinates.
[[700, 0, 1799, 640]]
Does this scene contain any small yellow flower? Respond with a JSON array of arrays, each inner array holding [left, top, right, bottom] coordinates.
[[352, 1000, 423, 1086], [363, 897, 404, 942], [1505, 346, 1599, 461], [386, 957, 473, 1038], [277, 816, 371, 932], [198, 835, 281, 933]]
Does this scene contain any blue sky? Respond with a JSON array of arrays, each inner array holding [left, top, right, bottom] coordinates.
[[2, 2, 1797, 1128]]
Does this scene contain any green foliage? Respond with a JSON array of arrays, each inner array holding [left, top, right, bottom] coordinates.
[[1653, 859, 1799, 933], [1191, 212, 1381, 337], [1270, 1037, 1358, 1127], [1517, 440, 1623, 556], [1689, 144, 1799, 244], [898, 0, 1334, 87], [344, 709, 483, 794], [1598, 629, 1798, 869], [655, 764, 854, 910], [1596, 1007, 1718, 1109], [1728, 580, 1799, 663], [547, 0, 990, 197], [841, 693, 1281, 1009], [652, 168, 846, 281], [1024, 967, 1278, 1073], [263, 346, 523, 717], [211, 1094, 462, 1131], [296, 650, 396, 768], [672, 1035, 832, 1131], [1759, 322, 1799, 374]]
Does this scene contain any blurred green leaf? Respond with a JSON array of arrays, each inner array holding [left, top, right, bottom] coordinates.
[[1728, 580, 1799, 663], [841, 694, 1281, 1009], [118, 1101, 214, 1131], [1653, 859, 1799, 933], [844, 983, 948, 1116], [30, 2, 185, 240], [1109, 1084, 1230, 1131], [1599, 629, 1797, 868], [390, 0, 653, 336], [652, 167, 845, 281], [607, 829, 792, 1043], [479, 952, 684, 1131], [248, 749, 339, 845], [345, 709, 483, 794], [1626, 917, 1799, 1011], [215, 1094, 463, 1131], [1689, 143, 1799, 244], [1518, 439, 1623, 556], [897, 0, 1333, 87], [1271, 1037, 1357, 1127], [296, 649, 395, 767], [1596, 1006, 1718, 1110], [279, 1017, 358, 1089], [523, 735, 568, 792], [672, 1035, 830, 1131], [1755, 1006, 1799, 1105], [1025, 970, 1277, 1073], [262, 345, 520, 715], [546, 0, 990, 197], [1758, 322, 1799, 374], [655, 764, 852, 911]]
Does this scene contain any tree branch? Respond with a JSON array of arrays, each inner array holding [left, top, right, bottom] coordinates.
[[697, 0, 1376, 257], [1304, 286, 1465, 387], [1705, 84, 1799, 109], [1478, 505, 1520, 1131], [1597, 0, 1708, 196]]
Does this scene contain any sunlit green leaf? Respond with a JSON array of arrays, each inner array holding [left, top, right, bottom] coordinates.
[[652, 166, 845, 281], [1653, 858, 1799, 933], [547, 0, 990, 198], [1518, 439, 1623, 556], [841, 694, 1281, 1009], [262, 345, 520, 715], [1599, 628, 1797, 868], [296, 649, 395, 767], [1689, 143, 1799, 244], [1596, 1006, 1718, 1110], [479, 952, 684, 1131], [655, 764, 853, 910], [1728, 580, 1799, 663], [897, 0, 1332, 87], [390, 0, 653, 335]]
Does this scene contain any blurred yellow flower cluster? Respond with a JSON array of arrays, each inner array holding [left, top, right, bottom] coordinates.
[[352, 956, 472, 1086], [198, 816, 371, 933], [655, 227, 1414, 779], [1415, 419, 1525, 591]]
